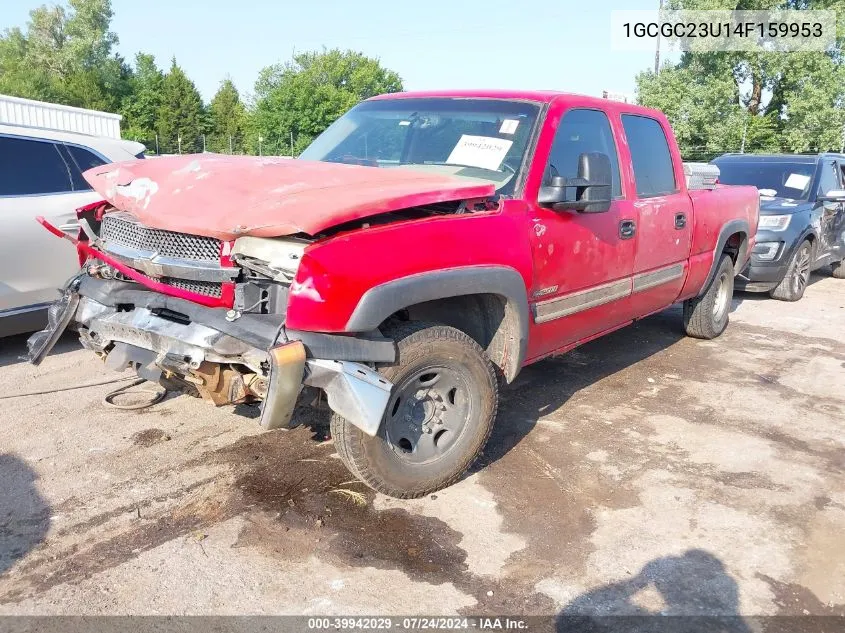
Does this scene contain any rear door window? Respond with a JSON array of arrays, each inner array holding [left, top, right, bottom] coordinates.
[[62, 144, 107, 191], [621, 115, 677, 197], [0, 136, 74, 196]]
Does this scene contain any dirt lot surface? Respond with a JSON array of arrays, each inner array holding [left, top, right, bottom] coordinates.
[[0, 276, 843, 620]]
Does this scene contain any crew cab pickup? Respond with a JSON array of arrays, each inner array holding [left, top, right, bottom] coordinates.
[[27, 90, 758, 498]]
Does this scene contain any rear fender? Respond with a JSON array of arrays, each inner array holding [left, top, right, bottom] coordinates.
[[699, 219, 750, 295]]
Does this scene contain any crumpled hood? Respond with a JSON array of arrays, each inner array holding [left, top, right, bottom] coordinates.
[[83, 154, 495, 240]]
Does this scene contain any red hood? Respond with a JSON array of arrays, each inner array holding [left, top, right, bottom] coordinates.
[[83, 154, 495, 240]]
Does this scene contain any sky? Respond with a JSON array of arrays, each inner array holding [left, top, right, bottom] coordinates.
[[4, 0, 667, 104]]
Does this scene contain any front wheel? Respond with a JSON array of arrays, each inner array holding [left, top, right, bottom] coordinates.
[[770, 240, 812, 301], [331, 322, 498, 499], [683, 253, 734, 339]]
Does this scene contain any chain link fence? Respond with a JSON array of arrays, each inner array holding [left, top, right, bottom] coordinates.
[[125, 133, 301, 158]]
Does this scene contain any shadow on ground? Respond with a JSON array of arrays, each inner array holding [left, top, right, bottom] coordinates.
[[0, 331, 81, 369], [731, 270, 829, 311], [555, 550, 751, 632], [0, 454, 50, 576], [478, 306, 687, 470]]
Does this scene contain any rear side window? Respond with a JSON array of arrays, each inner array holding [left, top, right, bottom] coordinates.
[[545, 108, 622, 198], [0, 136, 74, 196], [621, 115, 677, 197], [63, 144, 107, 191], [817, 161, 842, 197], [67, 144, 107, 172]]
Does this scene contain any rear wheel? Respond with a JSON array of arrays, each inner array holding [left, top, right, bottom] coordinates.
[[683, 254, 734, 339], [770, 240, 812, 301], [830, 260, 845, 279], [331, 322, 498, 499]]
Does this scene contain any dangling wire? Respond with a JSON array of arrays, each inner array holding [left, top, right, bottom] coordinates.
[[102, 378, 168, 410], [0, 376, 136, 400]]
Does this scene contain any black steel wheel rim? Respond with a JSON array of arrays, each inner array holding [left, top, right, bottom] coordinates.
[[382, 365, 473, 464]]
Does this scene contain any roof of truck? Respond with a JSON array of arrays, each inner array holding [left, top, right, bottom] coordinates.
[[367, 90, 660, 115]]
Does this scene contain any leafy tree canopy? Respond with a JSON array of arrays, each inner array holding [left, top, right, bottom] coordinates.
[[208, 78, 246, 153], [636, 0, 845, 158], [156, 58, 206, 154], [250, 48, 404, 155], [0, 0, 129, 112], [120, 52, 164, 145]]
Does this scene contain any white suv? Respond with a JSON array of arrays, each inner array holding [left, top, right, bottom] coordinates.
[[0, 125, 145, 336]]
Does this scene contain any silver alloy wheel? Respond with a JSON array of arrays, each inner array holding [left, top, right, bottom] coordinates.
[[712, 270, 731, 323], [791, 244, 812, 296]]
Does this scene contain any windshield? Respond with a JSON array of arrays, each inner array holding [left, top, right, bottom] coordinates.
[[714, 160, 816, 200], [299, 98, 541, 196]]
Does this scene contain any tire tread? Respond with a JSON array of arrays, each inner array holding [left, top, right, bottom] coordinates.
[[331, 321, 498, 499], [769, 240, 811, 301], [683, 254, 734, 339]]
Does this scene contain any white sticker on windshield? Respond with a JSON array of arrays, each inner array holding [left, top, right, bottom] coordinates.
[[399, 120, 411, 126], [446, 135, 513, 171], [499, 119, 520, 134], [784, 173, 811, 190]]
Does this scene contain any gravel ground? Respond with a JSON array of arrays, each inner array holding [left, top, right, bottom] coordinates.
[[0, 275, 843, 621]]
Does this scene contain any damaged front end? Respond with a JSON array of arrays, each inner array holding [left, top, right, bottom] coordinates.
[[25, 153, 499, 437], [26, 210, 395, 436]]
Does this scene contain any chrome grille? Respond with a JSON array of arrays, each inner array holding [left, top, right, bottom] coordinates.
[[101, 212, 221, 263], [163, 278, 223, 299]]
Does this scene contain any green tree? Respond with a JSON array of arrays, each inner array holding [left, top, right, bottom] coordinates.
[[637, 61, 780, 160], [120, 53, 164, 147], [777, 52, 845, 152], [636, 0, 845, 157], [156, 58, 206, 154], [208, 78, 246, 153], [0, 0, 128, 112], [250, 48, 403, 155]]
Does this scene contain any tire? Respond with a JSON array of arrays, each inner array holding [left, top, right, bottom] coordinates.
[[770, 240, 812, 301], [683, 254, 734, 340], [331, 321, 498, 499], [831, 260, 845, 279]]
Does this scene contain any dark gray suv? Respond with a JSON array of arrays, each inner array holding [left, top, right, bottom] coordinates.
[[711, 153, 845, 301]]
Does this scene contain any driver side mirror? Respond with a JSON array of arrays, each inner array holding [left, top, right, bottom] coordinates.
[[819, 189, 845, 203], [538, 152, 613, 213]]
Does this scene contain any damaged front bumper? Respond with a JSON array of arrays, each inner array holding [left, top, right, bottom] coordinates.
[[25, 277, 394, 436]]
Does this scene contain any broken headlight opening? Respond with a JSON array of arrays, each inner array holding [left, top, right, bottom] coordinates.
[[23, 276, 83, 365]]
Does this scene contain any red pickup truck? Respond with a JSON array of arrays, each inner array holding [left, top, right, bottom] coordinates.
[[28, 90, 758, 498]]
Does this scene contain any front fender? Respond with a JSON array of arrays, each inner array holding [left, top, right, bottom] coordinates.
[[346, 266, 530, 380]]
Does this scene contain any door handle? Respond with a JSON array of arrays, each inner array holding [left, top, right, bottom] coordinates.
[[674, 213, 687, 229], [619, 219, 636, 240]]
